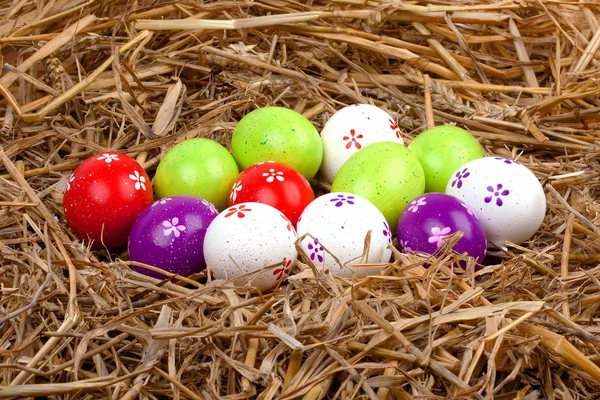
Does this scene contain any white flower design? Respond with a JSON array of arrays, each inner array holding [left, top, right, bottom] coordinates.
[[262, 168, 284, 183], [97, 153, 119, 163], [66, 174, 75, 191], [128, 170, 147, 191], [408, 197, 426, 213], [461, 203, 477, 219], [257, 161, 275, 165], [230, 181, 243, 202], [152, 198, 172, 207], [428, 226, 452, 247], [163, 217, 186, 238]]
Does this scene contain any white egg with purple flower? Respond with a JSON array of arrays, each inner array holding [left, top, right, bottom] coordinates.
[[296, 192, 392, 278], [445, 156, 546, 248]]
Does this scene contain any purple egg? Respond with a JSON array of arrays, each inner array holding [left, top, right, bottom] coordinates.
[[128, 195, 219, 279], [397, 193, 487, 266]]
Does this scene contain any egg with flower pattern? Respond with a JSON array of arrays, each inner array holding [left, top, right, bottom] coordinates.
[[397, 193, 487, 267], [203, 202, 298, 292], [320, 104, 405, 183], [445, 156, 546, 248], [296, 192, 392, 278], [63, 151, 153, 248], [128, 195, 219, 279], [228, 161, 315, 226]]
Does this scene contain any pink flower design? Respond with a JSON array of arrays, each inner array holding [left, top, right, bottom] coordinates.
[[342, 129, 363, 150], [428, 226, 452, 247], [225, 205, 251, 218], [461, 203, 477, 219], [399, 239, 412, 253], [408, 197, 427, 213], [163, 217, 186, 238]]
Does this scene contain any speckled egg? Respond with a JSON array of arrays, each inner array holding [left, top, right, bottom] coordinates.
[[154, 138, 239, 211], [203, 202, 298, 292], [445, 157, 546, 248], [296, 192, 392, 278], [409, 125, 484, 193], [331, 141, 425, 232], [320, 104, 405, 183], [397, 193, 487, 266], [128, 196, 219, 279], [231, 107, 323, 180]]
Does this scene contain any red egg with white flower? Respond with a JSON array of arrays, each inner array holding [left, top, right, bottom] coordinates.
[[63, 151, 154, 248], [228, 161, 315, 226]]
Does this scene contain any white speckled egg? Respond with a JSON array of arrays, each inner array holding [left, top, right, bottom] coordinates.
[[296, 192, 392, 278], [320, 104, 405, 183], [445, 157, 546, 248], [203, 202, 298, 292]]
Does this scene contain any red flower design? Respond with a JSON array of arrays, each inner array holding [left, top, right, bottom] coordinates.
[[224, 204, 251, 218], [342, 129, 363, 149], [389, 119, 402, 139], [273, 257, 293, 280]]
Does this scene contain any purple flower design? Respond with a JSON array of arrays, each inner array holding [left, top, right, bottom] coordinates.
[[451, 168, 470, 189], [307, 238, 324, 263], [428, 226, 452, 247], [485, 184, 510, 207], [383, 222, 392, 243], [495, 157, 519, 165], [407, 197, 426, 213], [330, 194, 355, 207]]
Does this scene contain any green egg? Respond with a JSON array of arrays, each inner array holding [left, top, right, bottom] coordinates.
[[331, 141, 425, 231], [408, 125, 484, 193], [231, 106, 323, 180], [154, 138, 239, 210]]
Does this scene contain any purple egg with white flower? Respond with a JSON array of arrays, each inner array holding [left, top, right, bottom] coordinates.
[[296, 192, 392, 278], [128, 195, 219, 279], [397, 193, 487, 266]]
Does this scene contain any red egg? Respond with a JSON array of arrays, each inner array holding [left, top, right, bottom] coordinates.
[[63, 151, 154, 248], [228, 161, 315, 226]]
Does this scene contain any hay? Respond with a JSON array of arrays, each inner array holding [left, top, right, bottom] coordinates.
[[1, 0, 600, 398]]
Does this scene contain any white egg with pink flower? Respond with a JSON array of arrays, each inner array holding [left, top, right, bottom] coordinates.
[[296, 192, 392, 278], [320, 104, 405, 183]]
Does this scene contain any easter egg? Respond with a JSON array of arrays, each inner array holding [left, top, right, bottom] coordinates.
[[296, 192, 392, 278], [231, 107, 322, 180], [63, 151, 153, 248], [228, 161, 315, 226], [397, 193, 487, 265], [203, 202, 298, 292], [331, 141, 425, 231], [128, 196, 219, 279], [445, 157, 546, 247], [408, 125, 484, 193], [154, 138, 239, 211], [320, 103, 405, 183]]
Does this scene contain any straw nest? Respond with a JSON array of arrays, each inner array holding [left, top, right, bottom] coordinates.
[[1, 1, 600, 399]]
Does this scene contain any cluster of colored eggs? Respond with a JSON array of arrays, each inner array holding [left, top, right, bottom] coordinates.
[[62, 104, 546, 291]]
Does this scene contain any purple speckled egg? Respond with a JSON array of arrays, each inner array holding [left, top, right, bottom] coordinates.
[[397, 193, 487, 266], [128, 195, 219, 279]]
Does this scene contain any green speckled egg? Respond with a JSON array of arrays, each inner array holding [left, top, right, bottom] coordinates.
[[154, 138, 239, 211], [331, 141, 425, 231], [408, 125, 484, 193], [231, 107, 323, 180]]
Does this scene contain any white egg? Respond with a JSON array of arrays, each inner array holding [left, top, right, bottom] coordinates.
[[296, 192, 392, 278], [445, 156, 546, 248], [320, 104, 405, 183], [203, 202, 298, 292]]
